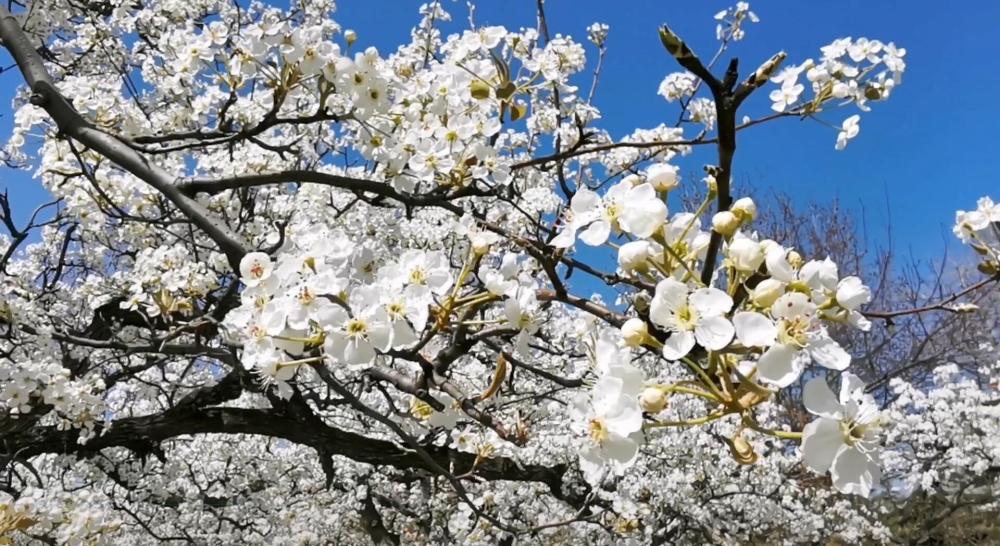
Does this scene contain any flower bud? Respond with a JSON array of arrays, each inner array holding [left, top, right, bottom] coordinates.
[[620, 318, 649, 348], [704, 174, 718, 194], [727, 238, 764, 273], [712, 211, 740, 237], [344, 29, 357, 47], [731, 197, 757, 223], [618, 241, 654, 275], [751, 278, 785, 308], [645, 163, 680, 193], [639, 387, 668, 413]]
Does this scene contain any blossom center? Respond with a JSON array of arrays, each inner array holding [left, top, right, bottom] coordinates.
[[409, 267, 428, 285], [777, 316, 810, 347], [345, 318, 369, 339], [674, 304, 699, 331], [588, 417, 609, 445]]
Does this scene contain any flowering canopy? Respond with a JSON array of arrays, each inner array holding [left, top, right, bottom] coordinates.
[[0, 0, 997, 543]]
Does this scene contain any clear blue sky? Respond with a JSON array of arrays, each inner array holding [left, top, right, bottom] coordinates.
[[2, 0, 996, 265]]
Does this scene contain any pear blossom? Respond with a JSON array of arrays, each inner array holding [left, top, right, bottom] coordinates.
[[835, 114, 860, 150], [769, 79, 804, 112], [650, 278, 735, 360], [504, 290, 541, 356], [239, 252, 274, 287], [754, 292, 851, 386], [801, 373, 883, 497], [571, 361, 644, 485], [323, 290, 392, 367]]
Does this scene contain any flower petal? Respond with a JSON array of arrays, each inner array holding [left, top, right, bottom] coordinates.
[[809, 335, 851, 370], [803, 377, 842, 418], [801, 418, 846, 473], [661, 330, 695, 360], [579, 220, 611, 246], [831, 446, 878, 498], [733, 311, 777, 347], [694, 315, 734, 351], [689, 287, 733, 317], [756, 344, 803, 387]]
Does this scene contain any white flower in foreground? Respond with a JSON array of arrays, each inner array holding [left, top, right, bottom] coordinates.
[[571, 364, 644, 485], [953, 196, 1000, 246], [726, 237, 765, 272], [552, 181, 665, 247], [769, 79, 804, 112], [650, 278, 734, 360], [801, 373, 883, 497], [323, 290, 391, 367], [385, 250, 454, 296], [504, 290, 541, 357], [551, 187, 601, 248], [618, 183, 667, 238], [835, 114, 860, 150], [239, 252, 273, 287], [754, 292, 850, 387], [733, 311, 777, 348]]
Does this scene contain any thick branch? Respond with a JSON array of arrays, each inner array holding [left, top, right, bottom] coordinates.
[[3, 405, 584, 506]]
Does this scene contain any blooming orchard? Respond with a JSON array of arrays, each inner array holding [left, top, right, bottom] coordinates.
[[0, 0, 997, 544]]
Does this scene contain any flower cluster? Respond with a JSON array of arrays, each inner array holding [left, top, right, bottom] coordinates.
[[768, 37, 906, 148], [954, 196, 1000, 275]]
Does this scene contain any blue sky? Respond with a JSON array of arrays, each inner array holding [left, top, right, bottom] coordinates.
[[2, 0, 997, 267]]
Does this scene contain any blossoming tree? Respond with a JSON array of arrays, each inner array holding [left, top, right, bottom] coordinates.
[[0, 0, 997, 543]]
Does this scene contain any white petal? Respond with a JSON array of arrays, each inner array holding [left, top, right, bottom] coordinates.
[[577, 445, 607, 486], [344, 339, 375, 365], [694, 315, 734, 351], [803, 377, 842, 418], [620, 184, 666, 238], [551, 227, 577, 248], [312, 300, 348, 328], [765, 247, 796, 282], [603, 399, 643, 436], [689, 287, 733, 317], [602, 433, 640, 467], [651, 278, 689, 316], [801, 418, 846, 473], [756, 344, 803, 387], [809, 335, 851, 370], [579, 220, 611, 246], [733, 311, 777, 347], [570, 187, 600, 213], [772, 292, 815, 320], [836, 276, 871, 310], [838, 371, 867, 404], [390, 319, 417, 348], [831, 446, 878, 498], [661, 330, 695, 360]]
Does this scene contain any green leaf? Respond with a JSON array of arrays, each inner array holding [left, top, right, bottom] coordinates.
[[496, 81, 517, 101], [470, 79, 491, 100]]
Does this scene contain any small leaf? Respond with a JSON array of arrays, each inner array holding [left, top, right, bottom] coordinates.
[[477, 355, 509, 402], [469, 79, 491, 100], [496, 81, 517, 101], [509, 103, 527, 121]]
